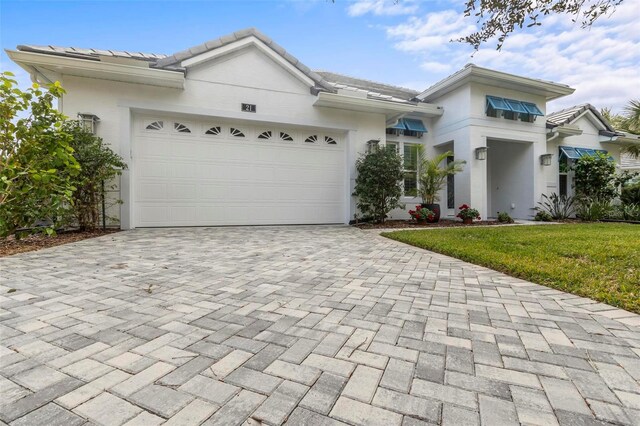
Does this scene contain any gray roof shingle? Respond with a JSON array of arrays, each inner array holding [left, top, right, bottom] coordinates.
[[315, 71, 419, 103], [546, 103, 615, 132], [17, 44, 167, 62]]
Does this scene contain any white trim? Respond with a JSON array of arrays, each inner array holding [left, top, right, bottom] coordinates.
[[6, 50, 185, 89], [181, 37, 316, 88], [315, 92, 443, 117], [418, 64, 574, 102], [117, 99, 359, 132]]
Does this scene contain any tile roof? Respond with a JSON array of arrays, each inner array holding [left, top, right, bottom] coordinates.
[[546, 103, 615, 132], [315, 71, 419, 103], [153, 28, 334, 91], [16, 44, 167, 62]]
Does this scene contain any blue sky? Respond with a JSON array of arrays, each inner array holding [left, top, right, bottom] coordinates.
[[2, 0, 638, 112]]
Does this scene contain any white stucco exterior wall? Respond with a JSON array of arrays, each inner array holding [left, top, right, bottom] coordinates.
[[58, 45, 388, 227]]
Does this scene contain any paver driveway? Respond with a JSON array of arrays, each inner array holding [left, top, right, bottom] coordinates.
[[1, 226, 639, 426]]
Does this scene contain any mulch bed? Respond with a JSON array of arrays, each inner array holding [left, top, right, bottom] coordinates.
[[354, 219, 505, 229], [0, 229, 120, 258]]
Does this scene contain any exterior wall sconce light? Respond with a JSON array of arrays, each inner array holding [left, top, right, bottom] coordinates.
[[78, 113, 100, 134], [475, 147, 488, 160], [540, 153, 553, 166], [366, 139, 380, 153]]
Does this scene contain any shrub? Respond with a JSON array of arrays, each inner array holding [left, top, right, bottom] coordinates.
[[497, 211, 514, 223], [573, 152, 617, 202], [0, 72, 80, 237], [575, 198, 612, 221], [408, 205, 434, 221], [457, 204, 481, 221], [64, 122, 127, 230], [353, 147, 404, 223], [621, 183, 640, 206], [537, 193, 574, 220], [534, 211, 553, 222]]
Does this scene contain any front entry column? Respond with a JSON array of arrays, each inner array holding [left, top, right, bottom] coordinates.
[[454, 133, 488, 219]]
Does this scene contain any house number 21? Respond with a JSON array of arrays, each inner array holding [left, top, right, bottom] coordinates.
[[242, 103, 256, 113]]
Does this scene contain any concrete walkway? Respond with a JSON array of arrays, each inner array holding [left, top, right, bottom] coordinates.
[[1, 226, 639, 425]]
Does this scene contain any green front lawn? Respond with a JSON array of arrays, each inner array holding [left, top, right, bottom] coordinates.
[[382, 224, 640, 313]]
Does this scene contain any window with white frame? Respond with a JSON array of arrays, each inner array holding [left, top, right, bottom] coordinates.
[[403, 143, 419, 197]]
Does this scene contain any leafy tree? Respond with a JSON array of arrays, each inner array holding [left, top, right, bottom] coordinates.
[[0, 72, 80, 237], [572, 152, 617, 202], [601, 100, 640, 158], [353, 146, 404, 223], [460, 0, 623, 50], [64, 122, 126, 231]]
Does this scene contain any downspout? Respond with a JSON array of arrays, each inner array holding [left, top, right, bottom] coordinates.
[[26, 66, 62, 112], [547, 130, 560, 143]]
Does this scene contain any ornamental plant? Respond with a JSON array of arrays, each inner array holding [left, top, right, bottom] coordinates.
[[573, 152, 617, 202], [408, 205, 435, 222], [456, 204, 481, 221], [417, 147, 465, 205], [0, 72, 80, 237], [353, 146, 404, 223], [64, 122, 127, 231]]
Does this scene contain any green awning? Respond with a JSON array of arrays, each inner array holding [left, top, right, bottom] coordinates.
[[487, 96, 511, 111], [404, 118, 427, 132], [560, 146, 612, 161], [522, 102, 544, 116], [559, 146, 581, 159], [387, 118, 428, 133], [504, 99, 528, 114]]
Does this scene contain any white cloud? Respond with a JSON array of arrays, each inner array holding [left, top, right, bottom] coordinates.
[[348, 0, 419, 17], [382, 1, 640, 113]]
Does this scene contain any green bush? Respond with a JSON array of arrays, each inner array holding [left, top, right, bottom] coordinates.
[[64, 122, 127, 230], [621, 183, 640, 206], [497, 211, 514, 223], [0, 72, 80, 237], [534, 211, 553, 222], [575, 198, 612, 221], [573, 152, 617, 202], [537, 193, 574, 220], [353, 147, 404, 223]]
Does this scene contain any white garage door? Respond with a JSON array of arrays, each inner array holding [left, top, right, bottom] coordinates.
[[133, 116, 346, 227]]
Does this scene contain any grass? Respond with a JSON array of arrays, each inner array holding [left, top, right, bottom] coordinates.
[[382, 223, 640, 313]]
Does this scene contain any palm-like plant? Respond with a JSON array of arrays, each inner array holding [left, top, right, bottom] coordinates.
[[622, 100, 640, 158], [603, 100, 640, 158], [417, 148, 466, 204]]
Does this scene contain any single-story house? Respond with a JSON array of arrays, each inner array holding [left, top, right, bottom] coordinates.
[[7, 28, 640, 227]]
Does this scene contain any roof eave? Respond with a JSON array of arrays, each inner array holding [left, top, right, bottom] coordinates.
[[314, 92, 443, 117], [6, 49, 185, 89], [418, 65, 574, 102]]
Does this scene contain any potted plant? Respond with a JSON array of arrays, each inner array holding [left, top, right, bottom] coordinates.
[[457, 204, 481, 224], [417, 148, 465, 223], [409, 205, 434, 224]]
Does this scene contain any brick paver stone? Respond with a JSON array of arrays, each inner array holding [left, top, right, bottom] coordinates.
[[1, 226, 639, 426]]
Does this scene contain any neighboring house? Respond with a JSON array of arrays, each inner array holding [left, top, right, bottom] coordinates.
[[7, 28, 640, 227]]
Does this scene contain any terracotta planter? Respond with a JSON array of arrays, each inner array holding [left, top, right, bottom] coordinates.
[[416, 219, 427, 225], [462, 217, 473, 225], [421, 203, 441, 223]]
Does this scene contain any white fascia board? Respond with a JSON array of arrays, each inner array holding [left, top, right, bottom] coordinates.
[[315, 92, 443, 117], [180, 37, 316, 88], [5, 50, 185, 89], [418, 65, 575, 102], [600, 134, 640, 145]]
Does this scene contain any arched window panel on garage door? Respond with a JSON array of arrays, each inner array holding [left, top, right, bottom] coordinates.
[[230, 127, 246, 138], [279, 132, 294, 142], [305, 135, 318, 143], [258, 131, 273, 140], [174, 122, 191, 133], [145, 120, 164, 131], [205, 126, 222, 136], [325, 136, 337, 145]]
